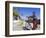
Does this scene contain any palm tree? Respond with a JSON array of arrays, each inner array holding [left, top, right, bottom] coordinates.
[[13, 10, 19, 17], [13, 9, 19, 20]]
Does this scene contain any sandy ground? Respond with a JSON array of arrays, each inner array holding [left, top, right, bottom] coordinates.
[[13, 20, 40, 31]]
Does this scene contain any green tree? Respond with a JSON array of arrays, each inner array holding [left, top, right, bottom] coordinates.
[[13, 10, 19, 17]]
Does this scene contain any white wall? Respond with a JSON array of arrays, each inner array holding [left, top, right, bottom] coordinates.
[[0, 0, 46, 38]]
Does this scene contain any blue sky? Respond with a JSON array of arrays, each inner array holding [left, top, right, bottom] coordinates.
[[13, 7, 40, 20]]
